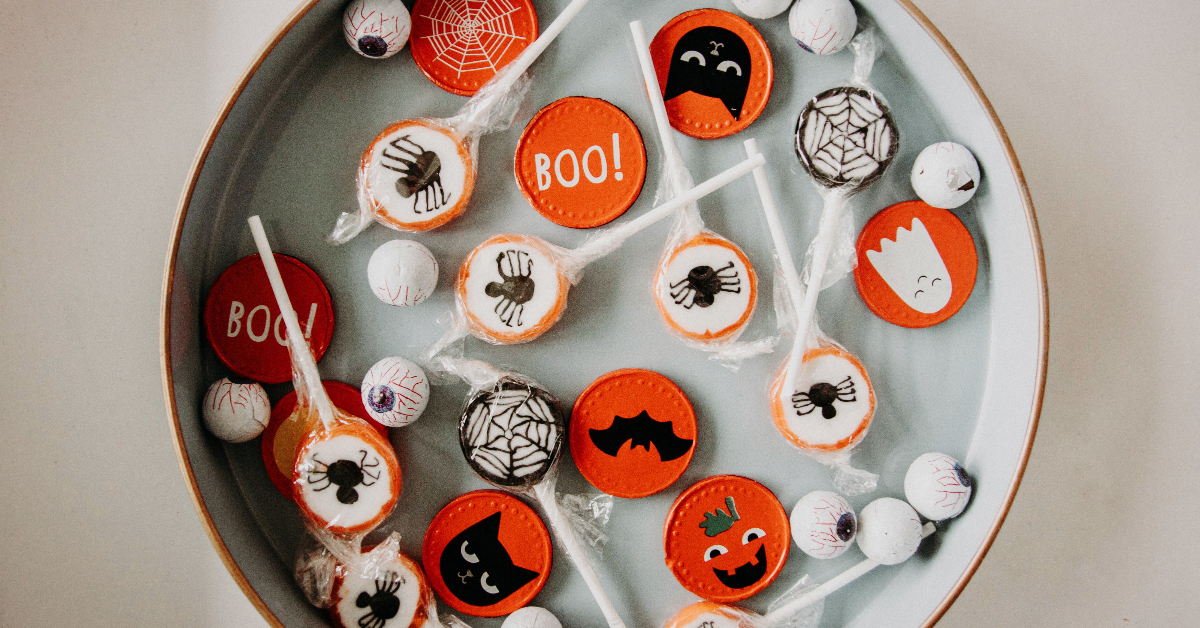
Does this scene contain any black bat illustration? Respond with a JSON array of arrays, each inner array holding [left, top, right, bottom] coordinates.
[[588, 411, 694, 462]]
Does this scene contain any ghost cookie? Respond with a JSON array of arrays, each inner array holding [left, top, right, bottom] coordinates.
[[368, 240, 438, 306], [361, 356, 430, 427], [788, 0, 857, 55], [457, 234, 570, 345], [790, 490, 857, 559], [769, 346, 875, 453], [904, 452, 973, 521], [663, 601, 755, 628], [459, 377, 566, 490], [911, 142, 981, 210], [358, 118, 475, 232], [856, 497, 924, 565], [330, 548, 432, 628], [202, 377, 270, 443], [343, 0, 412, 59], [795, 86, 898, 189], [294, 419, 402, 535], [655, 232, 757, 343]]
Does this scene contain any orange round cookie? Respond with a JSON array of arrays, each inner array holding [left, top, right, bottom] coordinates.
[[293, 416, 402, 535], [358, 118, 476, 232], [409, 0, 538, 96], [664, 601, 756, 628], [330, 547, 433, 628], [456, 234, 570, 344], [769, 347, 876, 453], [655, 232, 757, 343]]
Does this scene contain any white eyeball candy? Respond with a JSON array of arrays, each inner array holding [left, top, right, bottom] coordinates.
[[905, 452, 973, 521], [789, 0, 858, 55], [730, 0, 794, 20], [202, 377, 270, 443], [911, 142, 981, 209], [343, 0, 412, 59], [790, 490, 857, 559], [856, 497, 924, 565], [502, 607, 562, 628], [367, 240, 438, 306], [361, 357, 430, 427]]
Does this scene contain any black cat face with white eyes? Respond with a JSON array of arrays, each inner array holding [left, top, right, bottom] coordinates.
[[438, 512, 539, 607], [663, 26, 753, 121]]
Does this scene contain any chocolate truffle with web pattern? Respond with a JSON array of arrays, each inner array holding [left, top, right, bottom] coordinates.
[[458, 377, 565, 490], [794, 86, 898, 189]]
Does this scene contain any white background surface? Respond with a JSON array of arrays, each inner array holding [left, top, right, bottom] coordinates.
[[0, 0, 1196, 625]]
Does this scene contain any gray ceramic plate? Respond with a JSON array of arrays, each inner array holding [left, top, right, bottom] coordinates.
[[162, 1, 1045, 626]]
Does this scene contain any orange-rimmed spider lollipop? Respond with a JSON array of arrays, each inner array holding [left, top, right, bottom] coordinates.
[[248, 216, 402, 538], [329, 0, 596, 243]]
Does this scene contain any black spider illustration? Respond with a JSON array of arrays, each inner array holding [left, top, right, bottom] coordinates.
[[792, 375, 857, 419], [669, 261, 741, 309], [308, 449, 380, 504], [484, 250, 536, 327], [355, 571, 404, 628], [380, 135, 448, 214]]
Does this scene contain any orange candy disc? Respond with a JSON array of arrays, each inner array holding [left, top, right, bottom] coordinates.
[[650, 9, 774, 139], [456, 234, 570, 344], [769, 346, 876, 454], [515, 97, 648, 228], [409, 0, 539, 96], [330, 548, 433, 628], [293, 418, 402, 535], [664, 475, 790, 603], [664, 601, 756, 628], [421, 491, 552, 617], [359, 118, 476, 232], [570, 369, 697, 498], [854, 200, 978, 327], [654, 232, 757, 343]]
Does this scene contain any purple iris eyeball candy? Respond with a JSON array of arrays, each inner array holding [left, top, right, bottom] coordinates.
[[342, 0, 412, 59], [789, 0, 857, 55], [360, 356, 430, 427], [790, 490, 858, 559]]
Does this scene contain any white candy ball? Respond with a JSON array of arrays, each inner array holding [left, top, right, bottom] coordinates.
[[361, 356, 430, 427], [202, 378, 270, 443], [502, 607, 562, 628], [790, 490, 857, 559], [856, 497, 924, 565], [730, 0, 794, 20], [911, 142, 981, 209], [789, 0, 857, 55], [367, 239, 438, 306], [342, 0, 412, 59], [905, 452, 974, 521]]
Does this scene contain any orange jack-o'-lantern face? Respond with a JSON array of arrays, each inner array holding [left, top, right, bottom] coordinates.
[[663, 475, 790, 602]]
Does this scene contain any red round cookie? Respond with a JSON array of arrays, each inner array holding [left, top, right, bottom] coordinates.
[[422, 491, 552, 617], [664, 475, 790, 603], [409, 0, 539, 96], [649, 9, 774, 139], [203, 254, 335, 385], [261, 381, 388, 501], [570, 369, 696, 498], [515, 97, 648, 228], [854, 200, 978, 327]]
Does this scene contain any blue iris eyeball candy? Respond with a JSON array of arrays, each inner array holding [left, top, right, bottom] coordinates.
[[342, 0, 412, 59], [789, 0, 857, 55], [502, 607, 562, 628], [790, 490, 857, 559], [360, 356, 430, 427], [904, 452, 974, 521]]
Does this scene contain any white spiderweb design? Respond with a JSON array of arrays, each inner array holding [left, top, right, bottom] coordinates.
[[795, 87, 898, 189], [460, 380, 563, 488], [419, 0, 529, 77]]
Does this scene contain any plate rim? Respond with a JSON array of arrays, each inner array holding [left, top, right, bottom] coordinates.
[[159, 2, 1048, 626]]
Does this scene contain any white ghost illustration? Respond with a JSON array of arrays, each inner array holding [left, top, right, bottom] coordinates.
[[865, 218, 952, 314]]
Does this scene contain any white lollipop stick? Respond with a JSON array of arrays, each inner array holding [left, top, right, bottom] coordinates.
[[534, 481, 628, 628], [762, 522, 936, 624], [488, 0, 593, 96], [630, 21, 683, 172], [247, 216, 336, 428]]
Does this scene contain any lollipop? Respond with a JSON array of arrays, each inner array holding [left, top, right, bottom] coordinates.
[[433, 356, 629, 628], [424, 153, 765, 356], [330, 0, 596, 242], [329, 537, 434, 628], [630, 21, 767, 360], [248, 216, 402, 539]]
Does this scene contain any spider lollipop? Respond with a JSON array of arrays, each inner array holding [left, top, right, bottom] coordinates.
[[629, 21, 769, 363], [248, 217, 402, 539], [433, 355, 630, 628], [329, 0, 596, 242]]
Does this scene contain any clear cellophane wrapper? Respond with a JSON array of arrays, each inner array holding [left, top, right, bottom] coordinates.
[[659, 576, 822, 628], [328, 63, 536, 244]]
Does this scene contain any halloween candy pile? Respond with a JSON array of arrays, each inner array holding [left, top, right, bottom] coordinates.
[[195, 1, 992, 627]]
